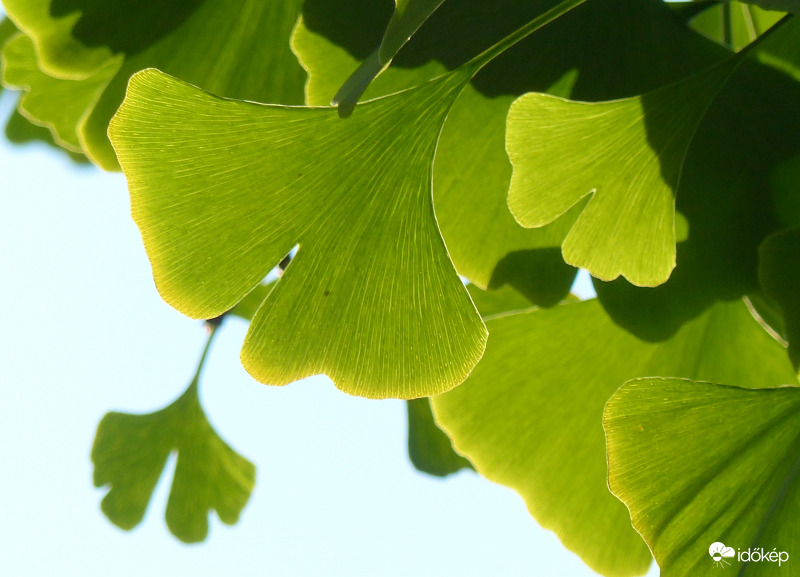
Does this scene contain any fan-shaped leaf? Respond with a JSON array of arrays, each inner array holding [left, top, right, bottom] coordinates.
[[594, 17, 800, 339], [506, 56, 741, 286], [92, 379, 255, 543], [605, 379, 800, 577], [108, 68, 487, 399], [431, 298, 797, 576]]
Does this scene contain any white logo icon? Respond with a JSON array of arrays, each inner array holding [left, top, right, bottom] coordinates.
[[709, 542, 736, 568]]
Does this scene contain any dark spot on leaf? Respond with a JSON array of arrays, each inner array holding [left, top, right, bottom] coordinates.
[[324, 290, 330, 296]]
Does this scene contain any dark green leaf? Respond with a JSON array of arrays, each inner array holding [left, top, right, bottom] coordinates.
[[407, 398, 471, 477], [740, 0, 799, 14], [3, 33, 117, 153], [760, 227, 800, 367]]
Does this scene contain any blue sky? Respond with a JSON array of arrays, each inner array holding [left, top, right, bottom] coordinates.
[[0, 75, 658, 576]]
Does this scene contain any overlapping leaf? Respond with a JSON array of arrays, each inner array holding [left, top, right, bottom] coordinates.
[[2, 33, 117, 152], [592, 17, 800, 339], [108, 68, 487, 399], [431, 298, 797, 576], [93, 358, 255, 543], [295, 0, 726, 303], [3, 0, 307, 168], [406, 398, 471, 477], [506, 54, 748, 286], [605, 379, 800, 576]]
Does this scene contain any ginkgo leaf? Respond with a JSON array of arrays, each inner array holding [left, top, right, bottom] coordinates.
[[506, 56, 742, 287], [594, 17, 800, 340], [605, 379, 800, 577], [295, 0, 726, 302], [3, 103, 87, 162], [431, 298, 797, 577], [760, 227, 800, 368], [406, 398, 471, 477], [2, 33, 117, 152], [109, 68, 487, 399], [3, 0, 307, 168], [92, 377, 255, 543]]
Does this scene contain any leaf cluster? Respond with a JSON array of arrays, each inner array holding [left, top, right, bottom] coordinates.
[[3, 0, 800, 575]]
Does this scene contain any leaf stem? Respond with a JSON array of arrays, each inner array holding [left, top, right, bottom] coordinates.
[[721, 1, 733, 50], [462, 0, 590, 76], [189, 318, 223, 390]]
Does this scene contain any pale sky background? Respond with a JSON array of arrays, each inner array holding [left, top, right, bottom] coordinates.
[[0, 56, 660, 577]]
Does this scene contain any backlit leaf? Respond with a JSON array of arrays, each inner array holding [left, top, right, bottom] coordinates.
[[92, 377, 255, 543], [431, 298, 797, 576], [506, 56, 741, 286], [605, 378, 800, 576], [594, 17, 800, 339], [295, 0, 726, 302], [690, 0, 785, 51], [108, 68, 487, 399]]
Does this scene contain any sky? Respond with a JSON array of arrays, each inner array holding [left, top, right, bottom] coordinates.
[[0, 78, 659, 577]]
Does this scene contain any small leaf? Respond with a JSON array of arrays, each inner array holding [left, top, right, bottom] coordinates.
[[109, 68, 487, 399], [605, 378, 800, 576], [506, 56, 741, 286], [92, 380, 255, 543], [431, 298, 797, 576], [406, 398, 471, 477]]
